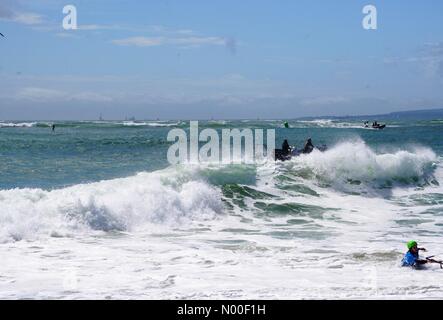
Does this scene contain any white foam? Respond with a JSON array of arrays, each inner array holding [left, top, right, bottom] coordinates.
[[122, 121, 180, 127], [296, 119, 364, 129], [298, 119, 334, 126], [290, 139, 437, 187], [0, 122, 37, 128], [0, 168, 223, 243], [1, 141, 443, 299]]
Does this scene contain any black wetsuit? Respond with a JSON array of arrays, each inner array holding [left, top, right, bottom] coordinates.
[[302, 140, 314, 154], [282, 140, 290, 155]]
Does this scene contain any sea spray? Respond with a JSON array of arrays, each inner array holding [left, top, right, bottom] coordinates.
[[0, 168, 223, 243], [1, 140, 438, 242], [285, 140, 437, 189]]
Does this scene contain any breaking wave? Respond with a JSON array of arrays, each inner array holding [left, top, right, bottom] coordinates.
[[0, 122, 37, 128], [0, 168, 223, 243], [283, 140, 438, 190], [0, 138, 440, 243]]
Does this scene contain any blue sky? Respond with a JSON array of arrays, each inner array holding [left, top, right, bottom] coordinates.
[[1, 0, 443, 120]]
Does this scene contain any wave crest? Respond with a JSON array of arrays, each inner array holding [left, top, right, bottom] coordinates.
[[0, 169, 224, 243], [287, 140, 438, 188], [0, 122, 37, 128]]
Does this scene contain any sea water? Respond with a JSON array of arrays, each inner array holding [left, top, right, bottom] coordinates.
[[0, 119, 442, 299]]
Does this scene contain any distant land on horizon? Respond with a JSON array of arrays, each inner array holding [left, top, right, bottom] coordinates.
[[81, 107, 443, 121], [297, 108, 443, 121], [4, 108, 443, 122]]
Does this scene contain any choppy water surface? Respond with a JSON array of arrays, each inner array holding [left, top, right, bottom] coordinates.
[[0, 119, 442, 299]]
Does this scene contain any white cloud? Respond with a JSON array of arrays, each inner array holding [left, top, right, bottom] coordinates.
[[147, 25, 194, 35], [422, 42, 443, 56], [77, 24, 123, 31], [174, 36, 226, 46], [16, 87, 112, 103], [17, 87, 65, 101], [111, 36, 228, 48], [78, 24, 105, 31], [421, 42, 443, 78], [55, 32, 80, 39], [0, 2, 44, 26], [69, 24, 195, 35], [300, 96, 349, 106], [112, 37, 165, 47], [384, 42, 443, 78], [74, 92, 113, 102], [177, 29, 194, 35], [12, 12, 43, 25]]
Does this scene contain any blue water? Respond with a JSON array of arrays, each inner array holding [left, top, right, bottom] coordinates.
[[0, 119, 442, 189], [1, 118, 443, 299]]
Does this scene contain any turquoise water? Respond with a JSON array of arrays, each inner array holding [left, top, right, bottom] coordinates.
[[1, 118, 443, 298], [1, 119, 442, 189]]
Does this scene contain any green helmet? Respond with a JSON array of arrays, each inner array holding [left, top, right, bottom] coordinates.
[[407, 240, 418, 250]]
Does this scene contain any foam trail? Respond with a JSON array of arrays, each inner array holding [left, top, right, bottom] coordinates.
[[296, 119, 364, 129]]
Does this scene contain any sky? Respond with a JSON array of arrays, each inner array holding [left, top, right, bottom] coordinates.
[[0, 0, 443, 120]]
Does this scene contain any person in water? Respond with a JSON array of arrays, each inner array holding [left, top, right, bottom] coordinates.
[[282, 139, 290, 155], [52, 124, 55, 132], [302, 138, 314, 154], [401, 240, 429, 268]]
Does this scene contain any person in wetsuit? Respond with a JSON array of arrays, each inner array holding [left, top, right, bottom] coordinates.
[[302, 138, 314, 154], [401, 241, 429, 269], [282, 139, 290, 156]]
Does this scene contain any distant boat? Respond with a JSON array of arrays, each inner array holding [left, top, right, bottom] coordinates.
[[364, 121, 386, 130], [372, 124, 386, 130]]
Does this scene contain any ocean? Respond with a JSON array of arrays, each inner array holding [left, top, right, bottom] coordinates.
[[0, 119, 442, 299]]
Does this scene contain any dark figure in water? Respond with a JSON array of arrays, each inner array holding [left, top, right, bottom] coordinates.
[[302, 138, 314, 154], [282, 139, 290, 155], [52, 124, 55, 132]]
